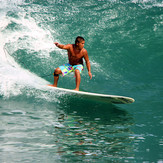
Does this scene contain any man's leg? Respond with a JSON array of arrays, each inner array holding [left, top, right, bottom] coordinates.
[[49, 67, 62, 87], [53, 67, 62, 87], [74, 69, 81, 91]]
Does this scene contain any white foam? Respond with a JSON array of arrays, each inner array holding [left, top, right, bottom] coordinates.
[[1, 13, 55, 56], [0, 7, 59, 100], [0, 0, 25, 9], [131, 0, 163, 8]]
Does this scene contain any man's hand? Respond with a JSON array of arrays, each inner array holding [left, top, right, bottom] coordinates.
[[88, 71, 92, 79], [54, 42, 59, 47]]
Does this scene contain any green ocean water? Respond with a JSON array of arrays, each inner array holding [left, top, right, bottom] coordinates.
[[0, 0, 163, 162]]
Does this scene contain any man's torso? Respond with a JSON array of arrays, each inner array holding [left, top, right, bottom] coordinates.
[[67, 44, 86, 65]]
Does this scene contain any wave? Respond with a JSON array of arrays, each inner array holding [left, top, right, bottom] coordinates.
[[0, 0, 162, 99], [0, 16, 54, 100]]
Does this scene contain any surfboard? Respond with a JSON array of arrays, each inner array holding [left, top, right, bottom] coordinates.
[[47, 86, 135, 104]]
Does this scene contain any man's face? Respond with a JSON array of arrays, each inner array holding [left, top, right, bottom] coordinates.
[[77, 41, 85, 50]]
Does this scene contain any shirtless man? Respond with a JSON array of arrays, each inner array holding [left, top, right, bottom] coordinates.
[[49, 36, 92, 91]]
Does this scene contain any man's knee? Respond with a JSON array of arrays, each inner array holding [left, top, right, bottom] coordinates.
[[75, 69, 80, 76], [54, 67, 61, 76]]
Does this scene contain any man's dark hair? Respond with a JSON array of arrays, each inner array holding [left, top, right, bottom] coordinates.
[[75, 36, 85, 45]]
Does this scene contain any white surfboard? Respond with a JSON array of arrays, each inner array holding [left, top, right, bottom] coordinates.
[[47, 86, 135, 104]]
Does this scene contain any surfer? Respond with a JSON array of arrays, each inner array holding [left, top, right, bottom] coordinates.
[[49, 36, 92, 91]]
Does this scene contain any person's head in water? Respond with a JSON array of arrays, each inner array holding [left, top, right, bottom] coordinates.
[[75, 36, 85, 50]]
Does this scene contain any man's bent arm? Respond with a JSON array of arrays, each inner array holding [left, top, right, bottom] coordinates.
[[84, 51, 92, 79], [86, 60, 91, 72]]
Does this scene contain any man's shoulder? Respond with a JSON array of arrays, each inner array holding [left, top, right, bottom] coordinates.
[[67, 44, 73, 47], [68, 44, 74, 49], [82, 48, 88, 54]]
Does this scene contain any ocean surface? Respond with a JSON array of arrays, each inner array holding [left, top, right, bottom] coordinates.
[[0, 0, 163, 162]]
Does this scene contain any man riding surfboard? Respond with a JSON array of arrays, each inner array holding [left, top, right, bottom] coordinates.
[[49, 36, 92, 91]]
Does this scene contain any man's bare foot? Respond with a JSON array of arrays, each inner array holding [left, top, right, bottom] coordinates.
[[48, 84, 57, 87], [74, 88, 79, 91]]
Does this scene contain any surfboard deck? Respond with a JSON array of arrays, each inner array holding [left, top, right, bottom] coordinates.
[[46, 85, 135, 104]]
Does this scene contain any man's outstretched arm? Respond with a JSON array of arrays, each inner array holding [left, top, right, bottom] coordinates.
[[54, 42, 70, 50]]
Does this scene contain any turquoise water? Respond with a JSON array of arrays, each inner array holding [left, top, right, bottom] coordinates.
[[0, 0, 163, 162]]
